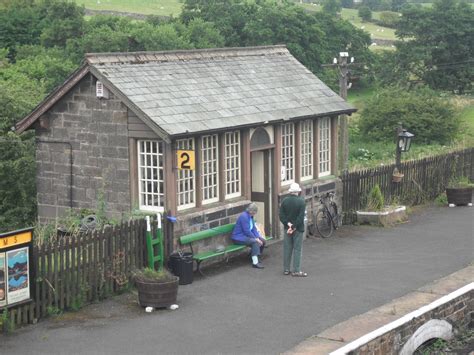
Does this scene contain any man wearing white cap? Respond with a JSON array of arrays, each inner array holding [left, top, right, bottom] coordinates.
[[279, 182, 307, 277]]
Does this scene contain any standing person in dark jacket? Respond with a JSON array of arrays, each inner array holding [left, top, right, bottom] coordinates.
[[231, 203, 266, 269], [279, 182, 307, 277]]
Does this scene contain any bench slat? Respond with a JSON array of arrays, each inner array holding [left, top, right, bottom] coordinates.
[[179, 223, 236, 245], [193, 244, 246, 261]]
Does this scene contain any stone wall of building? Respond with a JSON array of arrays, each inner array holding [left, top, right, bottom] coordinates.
[[35, 74, 131, 223], [172, 199, 249, 249]]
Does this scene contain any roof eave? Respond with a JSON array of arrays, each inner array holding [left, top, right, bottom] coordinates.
[[169, 108, 357, 139], [15, 64, 90, 134], [88, 67, 171, 143]]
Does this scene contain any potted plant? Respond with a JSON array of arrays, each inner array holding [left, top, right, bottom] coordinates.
[[446, 176, 473, 206], [133, 268, 178, 308], [392, 167, 404, 183], [356, 185, 407, 226]]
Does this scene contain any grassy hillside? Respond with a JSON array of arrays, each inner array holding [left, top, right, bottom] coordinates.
[[301, 4, 397, 43], [76, 0, 183, 16]]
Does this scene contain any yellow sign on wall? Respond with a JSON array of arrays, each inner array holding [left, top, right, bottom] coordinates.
[[0, 231, 32, 250], [177, 150, 195, 170]]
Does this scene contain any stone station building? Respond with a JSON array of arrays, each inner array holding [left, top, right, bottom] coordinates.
[[16, 45, 355, 254]]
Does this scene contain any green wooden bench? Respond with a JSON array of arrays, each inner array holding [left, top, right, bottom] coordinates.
[[179, 223, 272, 275]]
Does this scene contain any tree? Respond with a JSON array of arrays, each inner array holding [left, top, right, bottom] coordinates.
[[182, 18, 225, 49], [0, 72, 46, 133], [341, 0, 354, 8], [395, 0, 474, 93], [359, 86, 460, 145], [181, 0, 372, 86], [377, 11, 399, 28], [322, 0, 342, 16], [181, 0, 257, 47], [358, 6, 372, 22], [0, 0, 85, 60], [37, 0, 85, 48], [0, 132, 37, 233], [362, 0, 390, 11], [0, 1, 42, 53], [391, 0, 407, 12]]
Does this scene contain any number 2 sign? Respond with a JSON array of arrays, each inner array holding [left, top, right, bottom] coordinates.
[[177, 150, 195, 170]]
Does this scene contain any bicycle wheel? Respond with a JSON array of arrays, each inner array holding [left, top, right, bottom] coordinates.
[[316, 209, 333, 238]]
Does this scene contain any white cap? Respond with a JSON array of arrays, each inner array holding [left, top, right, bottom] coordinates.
[[288, 182, 302, 193]]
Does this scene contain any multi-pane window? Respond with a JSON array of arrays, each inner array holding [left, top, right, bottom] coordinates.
[[300, 120, 313, 181], [138, 140, 164, 211], [224, 131, 241, 198], [281, 123, 295, 185], [177, 138, 196, 210], [201, 134, 219, 204], [319, 117, 331, 176]]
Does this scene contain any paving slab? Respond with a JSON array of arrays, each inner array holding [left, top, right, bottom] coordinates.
[[0, 205, 472, 355], [287, 267, 473, 355], [316, 310, 399, 343], [284, 336, 343, 355]]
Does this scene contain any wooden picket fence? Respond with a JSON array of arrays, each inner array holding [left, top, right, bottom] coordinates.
[[3, 218, 149, 329], [4, 149, 473, 330], [341, 148, 474, 224]]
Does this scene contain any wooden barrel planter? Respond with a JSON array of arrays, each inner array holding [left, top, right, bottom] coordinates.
[[136, 276, 179, 308], [446, 187, 473, 205]]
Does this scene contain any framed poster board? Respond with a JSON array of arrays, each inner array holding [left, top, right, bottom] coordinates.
[[0, 228, 33, 309], [0, 253, 6, 307]]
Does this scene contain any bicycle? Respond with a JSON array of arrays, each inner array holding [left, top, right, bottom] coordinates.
[[309, 192, 340, 238]]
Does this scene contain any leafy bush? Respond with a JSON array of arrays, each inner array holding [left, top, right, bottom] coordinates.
[[0, 132, 36, 233], [366, 185, 384, 211], [133, 268, 176, 283], [352, 148, 376, 161], [358, 6, 372, 22], [448, 176, 474, 189], [358, 86, 460, 145], [375, 11, 400, 28], [434, 193, 448, 206]]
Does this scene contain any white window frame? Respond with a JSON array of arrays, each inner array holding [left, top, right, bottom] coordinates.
[[319, 117, 331, 177], [201, 134, 219, 205], [137, 140, 165, 212], [224, 131, 241, 199], [177, 138, 196, 211], [300, 119, 313, 181], [281, 123, 295, 186]]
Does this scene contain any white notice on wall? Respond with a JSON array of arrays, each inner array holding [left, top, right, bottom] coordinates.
[[281, 166, 286, 180]]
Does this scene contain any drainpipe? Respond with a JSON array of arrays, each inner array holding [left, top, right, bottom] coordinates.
[[36, 139, 73, 209]]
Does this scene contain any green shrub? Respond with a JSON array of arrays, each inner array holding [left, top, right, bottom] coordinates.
[[448, 176, 474, 189], [0, 309, 14, 334], [367, 185, 384, 211], [435, 193, 448, 206], [359, 86, 460, 145], [133, 268, 176, 283], [358, 6, 372, 21], [375, 11, 400, 28]]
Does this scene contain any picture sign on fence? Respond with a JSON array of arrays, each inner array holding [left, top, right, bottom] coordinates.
[[0, 228, 33, 309]]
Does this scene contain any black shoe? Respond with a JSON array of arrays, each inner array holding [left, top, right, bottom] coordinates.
[[252, 263, 264, 269]]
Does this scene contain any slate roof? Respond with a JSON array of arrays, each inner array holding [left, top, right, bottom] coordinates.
[[16, 46, 355, 138], [86, 45, 355, 137]]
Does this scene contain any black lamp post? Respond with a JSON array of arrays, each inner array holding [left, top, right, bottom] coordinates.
[[395, 126, 415, 170]]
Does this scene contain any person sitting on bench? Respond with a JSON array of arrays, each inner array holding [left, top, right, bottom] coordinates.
[[231, 203, 266, 269]]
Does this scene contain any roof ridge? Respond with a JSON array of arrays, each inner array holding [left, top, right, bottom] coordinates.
[[85, 45, 289, 65]]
